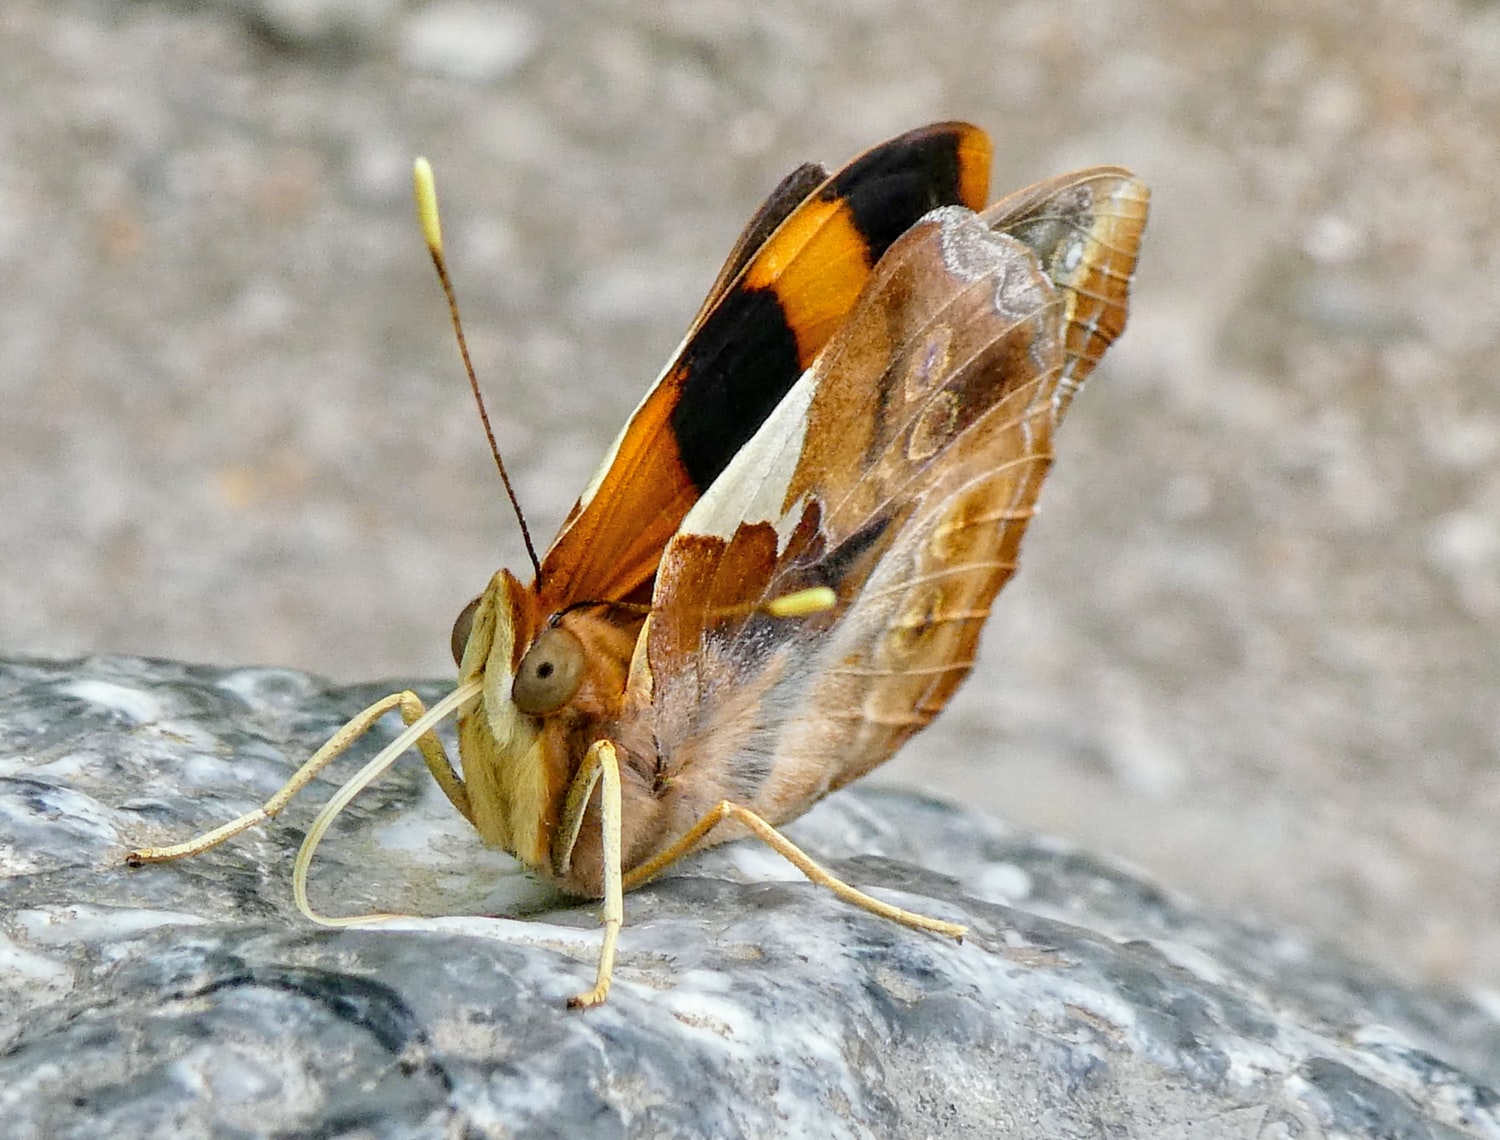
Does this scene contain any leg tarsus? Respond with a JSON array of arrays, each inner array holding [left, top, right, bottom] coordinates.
[[566, 911, 620, 1009]]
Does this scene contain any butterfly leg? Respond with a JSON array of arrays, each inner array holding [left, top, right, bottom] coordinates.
[[623, 801, 966, 941], [556, 739, 625, 1010], [127, 689, 473, 865]]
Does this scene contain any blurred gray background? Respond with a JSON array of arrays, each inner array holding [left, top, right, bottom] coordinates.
[[4, 0, 1498, 998]]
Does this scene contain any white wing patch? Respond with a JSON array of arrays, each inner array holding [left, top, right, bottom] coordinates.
[[675, 366, 816, 547]]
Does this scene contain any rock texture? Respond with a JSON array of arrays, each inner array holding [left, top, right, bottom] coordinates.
[[1, 656, 1496, 1138]]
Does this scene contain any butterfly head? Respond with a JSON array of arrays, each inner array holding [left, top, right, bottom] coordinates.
[[452, 582, 585, 716], [446, 569, 563, 867], [447, 570, 645, 876]]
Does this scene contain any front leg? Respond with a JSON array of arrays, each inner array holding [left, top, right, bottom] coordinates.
[[127, 689, 473, 865], [554, 739, 626, 1010]]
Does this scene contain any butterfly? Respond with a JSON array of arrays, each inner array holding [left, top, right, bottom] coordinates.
[[129, 122, 1149, 1009]]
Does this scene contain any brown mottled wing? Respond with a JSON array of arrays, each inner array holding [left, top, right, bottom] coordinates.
[[637, 203, 1084, 827], [987, 169, 1150, 419]]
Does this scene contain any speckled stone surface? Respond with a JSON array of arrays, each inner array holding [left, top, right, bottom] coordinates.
[[2, 656, 1496, 1138]]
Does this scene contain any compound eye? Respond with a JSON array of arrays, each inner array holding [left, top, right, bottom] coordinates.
[[512, 626, 586, 716], [450, 595, 481, 667]]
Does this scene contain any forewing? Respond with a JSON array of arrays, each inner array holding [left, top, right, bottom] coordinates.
[[689, 161, 828, 328], [537, 123, 993, 611], [639, 205, 1073, 820]]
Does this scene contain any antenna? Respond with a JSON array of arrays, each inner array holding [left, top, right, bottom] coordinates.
[[413, 157, 543, 583]]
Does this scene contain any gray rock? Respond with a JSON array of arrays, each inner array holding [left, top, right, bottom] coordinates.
[[1, 656, 1496, 1138]]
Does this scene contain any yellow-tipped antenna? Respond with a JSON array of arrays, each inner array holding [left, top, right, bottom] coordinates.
[[414, 157, 542, 582]]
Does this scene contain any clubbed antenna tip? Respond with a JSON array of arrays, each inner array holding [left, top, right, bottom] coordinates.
[[412, 157, 542, 582]]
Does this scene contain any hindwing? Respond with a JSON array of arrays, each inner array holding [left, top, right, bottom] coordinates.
[[630, 170, 1148, 828]]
